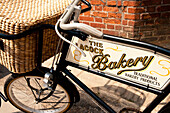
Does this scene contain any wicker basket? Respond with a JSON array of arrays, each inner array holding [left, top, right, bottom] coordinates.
[[0, 0, 72, 73]]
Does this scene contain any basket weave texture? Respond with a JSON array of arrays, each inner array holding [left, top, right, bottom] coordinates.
[[0, 0, 72, 73]]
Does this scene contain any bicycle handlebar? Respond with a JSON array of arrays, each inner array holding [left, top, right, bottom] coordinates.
[[59, 0, 103, 38], [55, 0, 103, 57]]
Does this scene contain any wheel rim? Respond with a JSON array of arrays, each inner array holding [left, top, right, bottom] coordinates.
[[7, 76, 70, 113]]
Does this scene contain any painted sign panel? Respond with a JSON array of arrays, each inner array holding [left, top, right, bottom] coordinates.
[[66, 36, 170, 90]]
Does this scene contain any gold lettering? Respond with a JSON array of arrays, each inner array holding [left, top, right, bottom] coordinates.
[[99, 43, 103, 48], [84, 45, 89, 51], [99, 49, 104, 54], [150, 60, 170, 76], [126, 59, 134, 67], [91, 54, 154, 75], [116, 54, 126, 68], [89, 41, 93, 46], [80, 44, 84, 50], [89, 46, 93, 52], [108, 62, 117, 69], [91, 54, 110, 70], [89, 40, 103, 48], [94, 48, 99, 54], [133, 57, 142, 66], [94, 42, 99, 47], [117, 56, 154, 75]]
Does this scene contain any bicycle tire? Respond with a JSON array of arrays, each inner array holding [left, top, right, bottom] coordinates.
[[4, 72, 74, 113]]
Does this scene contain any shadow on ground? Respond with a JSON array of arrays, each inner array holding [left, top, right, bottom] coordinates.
[[0, 64, 10, 79], [68, 84, 146, 113], [0, 64, 146, 113]]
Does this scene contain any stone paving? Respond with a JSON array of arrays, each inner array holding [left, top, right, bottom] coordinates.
[[0, 58, 169, 113]]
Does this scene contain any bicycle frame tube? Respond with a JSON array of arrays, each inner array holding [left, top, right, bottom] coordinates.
[[58, 33, 170, 112], [63, 68, 116, 113]]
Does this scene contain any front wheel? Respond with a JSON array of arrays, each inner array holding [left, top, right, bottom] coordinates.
[[4, 72, 74, 113]]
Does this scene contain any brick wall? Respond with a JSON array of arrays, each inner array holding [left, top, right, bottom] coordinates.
[[79, 0, 170, 47]]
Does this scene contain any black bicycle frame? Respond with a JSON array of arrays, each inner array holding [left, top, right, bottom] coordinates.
[[0, 24, 169, 112], [57, 33, 170, 113]]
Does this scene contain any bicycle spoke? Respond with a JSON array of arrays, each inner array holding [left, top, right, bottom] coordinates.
[[33, 78, 43, 89], [6, 75, 72, 112]]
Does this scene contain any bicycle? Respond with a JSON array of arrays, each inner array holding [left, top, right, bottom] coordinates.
[[0, 0, 170, 112]]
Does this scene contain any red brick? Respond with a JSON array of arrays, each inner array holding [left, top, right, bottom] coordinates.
[[108, 13, 116, 18], [141, 13, 160, 19], [103, 6, 119, 12], [92, 12, 108, 17], [91, 0, 104, 5], [90, 23, 105, 28], [80, 13, 84, 16], [123, 27, 134, 32], [141, 1, 151, 6], [163, 0, 170, 4], [91, 6, 95, 10], [155, 18, 170, 25], [84, 11, 90, 16], [103, 30, 119, 36], [115, 25, 122, 30], [104, 18, 121, 24], [128, 8, 145, 13], [117, 1, 122, 6], [162, 12, 170, 18], [81, 4, 88, 9], [151, 0, 161, 5], [123, 1, 141, 6], [95, 6, 102, 11], [145, 20, 154, 25], [128, 21, 136, 26], [107, 24, 114, 29], [79, 16, 94, 21], [157, 5, 170, 12], [123, 1, 128, 6], [122, 20, 128, 25], [82, 22, 90, 25], [108, 13, 122, 18], [128, 32, 139, 39], [95, 18, 102, 22], [138, 32, 143, 36], [153, 0, 162, 5], [122, 7, 127, 12], [107, 1, 116, 6], [117, 13, 122, 18], [128, 21, 144, 26], [124, 14, 140, 20], [142, 0, 161, 6], [142, 0, 162, 6], [120, 32, 127, 38], [147, 7, 155, 12], [97, 28, 102, 31]]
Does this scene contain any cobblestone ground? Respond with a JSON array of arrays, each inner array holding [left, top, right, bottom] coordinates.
[[0, 60, 169, 113]]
